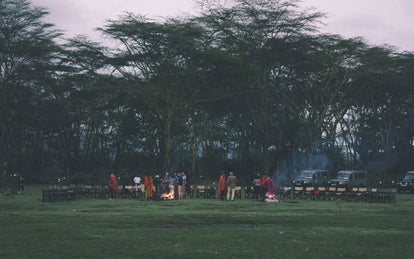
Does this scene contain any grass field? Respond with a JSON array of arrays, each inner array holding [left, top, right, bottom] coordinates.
[[1, 185, 414, 258]]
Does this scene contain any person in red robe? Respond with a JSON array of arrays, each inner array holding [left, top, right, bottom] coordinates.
[[261, 174, 270, 198], [218, 172, 227, 200], [108, 173, 119, 199], [144, 173, 153, 200], [267, 178, 274, 195]]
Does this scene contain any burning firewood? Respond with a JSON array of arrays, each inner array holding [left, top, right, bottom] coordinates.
[[264, 193, 280, 202], [160, 190, 175, 200]]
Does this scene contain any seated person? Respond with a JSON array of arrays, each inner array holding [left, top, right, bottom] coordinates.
[[185, 181, 193, 197], [208, 181, 216, 197]]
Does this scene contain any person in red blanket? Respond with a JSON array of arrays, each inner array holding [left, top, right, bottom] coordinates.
[[261, 174, 270, 198], [218, 171, 227, 200], [108, 172, 119, 200], [144, 173, 153, 200]]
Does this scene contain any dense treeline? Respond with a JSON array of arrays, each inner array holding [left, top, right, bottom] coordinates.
[[1, 0, 413, 185]]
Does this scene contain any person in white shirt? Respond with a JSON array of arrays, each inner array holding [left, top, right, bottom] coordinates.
[[133, 176, 141, 186]]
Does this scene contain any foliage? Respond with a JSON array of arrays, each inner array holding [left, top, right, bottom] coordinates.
[[0, 0, 413, 184]]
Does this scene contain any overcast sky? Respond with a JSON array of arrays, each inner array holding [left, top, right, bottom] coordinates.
[[30, 0, 414, 52]]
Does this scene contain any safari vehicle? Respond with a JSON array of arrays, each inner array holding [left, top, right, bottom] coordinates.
[[397, 171, 414, 193], [292, 170, 328, 187], [328, 170, 367, 188]]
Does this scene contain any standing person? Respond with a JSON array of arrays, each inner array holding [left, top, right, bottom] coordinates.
[[144, 173, 153, 200], [267, 177, 275, 195], [253, 173, 261, 200], [261, 174, 270, 198], [177, 173, 183, 199], [185, 178, 192, 198], [181, 172, 187, 183], [133, 175, 141, 186], [208, 181, 216, 198], [122, 171, 130, 188], [226, 172, 237, 201], [153, 174, 161, 195], [17, 175, 24, 194], [108, 172, 119, 200], [181, 172, 187, 197], [173, 173, 179, 199], [162, 174, 169, 193], [218, 172, 227, 200], [168, 174, 176, 193]]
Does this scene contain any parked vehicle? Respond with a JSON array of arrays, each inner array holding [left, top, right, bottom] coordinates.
[[292, 170, 328, 187], [328, 170, 367, 188], [397, 171, 414, 193]]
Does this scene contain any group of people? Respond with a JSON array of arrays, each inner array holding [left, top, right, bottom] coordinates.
[[216, 171, 238, 201], [160, 172, 191, 199], [107, 171, 191, 200], [107, 170, 275, 201], [215, 171, 275, 201], [253, 173, 275, 200]]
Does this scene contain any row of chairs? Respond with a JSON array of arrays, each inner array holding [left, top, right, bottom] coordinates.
[[42, 184, 396, 203], [279, 186, 396, 203], [42, 185, 76, 202], [42, 184, 195, 201], [195, 185, 243, 199], [41, 185, 147, 202]]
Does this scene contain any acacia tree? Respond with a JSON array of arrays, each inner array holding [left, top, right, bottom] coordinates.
[[351, 47, 414, 178], [52, 37, 111, 175], [0, 0, 60, 177], [100, 15, 214, 172], [285, 35, 367, 154], [197, 0, 323, 176]]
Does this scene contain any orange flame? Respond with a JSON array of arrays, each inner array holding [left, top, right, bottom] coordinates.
[[161, 190, 175, 200], [265, 193, 279, 202]]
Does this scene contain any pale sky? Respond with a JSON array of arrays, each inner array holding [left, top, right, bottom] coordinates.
[[31, 0, 414, 52]]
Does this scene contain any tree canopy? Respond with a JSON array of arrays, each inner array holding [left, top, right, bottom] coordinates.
[[1, 0, 413, 186]]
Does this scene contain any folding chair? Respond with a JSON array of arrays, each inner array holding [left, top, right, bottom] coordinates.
[[368, 188, 378, 202], [356, 187, 368, 202], [327, 187, 337, 200], [315, 187, 326, 200], [244, 186, 254, 199], [293, 186, 304, 199], [41, 185, 53, 202], [234, 186, 242, 199], [196, 185, 206, 198], [304, 187, 315, 200], [335, 187, 347, 201], [281, 187, 292, 200]]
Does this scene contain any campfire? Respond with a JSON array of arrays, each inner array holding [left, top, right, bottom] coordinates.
[[265, 193, 280, 203], [160, 190, 175, 200]]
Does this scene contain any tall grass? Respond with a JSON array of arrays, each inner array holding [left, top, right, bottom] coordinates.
[[1, 185, 413, 258]]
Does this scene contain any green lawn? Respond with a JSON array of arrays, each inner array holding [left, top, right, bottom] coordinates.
[[1, 185, 413, 258]]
